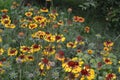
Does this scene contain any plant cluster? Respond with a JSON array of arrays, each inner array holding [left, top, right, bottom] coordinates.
[[0, 1, 119, 80]]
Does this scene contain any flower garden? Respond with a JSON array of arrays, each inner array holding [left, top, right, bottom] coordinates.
[[0, 0, 120, 80]]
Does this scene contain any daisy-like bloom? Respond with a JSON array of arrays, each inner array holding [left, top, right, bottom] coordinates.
[[103, 57, 112, 65], [31, 44, 41, 53], [1, 19, 11, 25], [0, 68, 5, 74], [29, 23, 38, 29], [32, 30, 46, 39], [73, 16, 85, 23], [25, 12, 33, 17], [0, 48, 4, 55], [67, 42, 77, 48], [55, 50, 65, 62], [62, 57, 84, 74], [4, 24, 16, 29], [40, 7, 48, 13], [103, 40, 114, 47], [105, 73, 116, 80], [0, 62, 3, 67], [44, 33, 55, 42], [20, 46, 31, 53], [42, 45, 55, 56], [26, 55, 34, 62], [80, 67, 95, 80], [84, 26, 90, 33], [57, 20, 64, 26], [76, 49, 82, 53], [104, 47, 110, 52], [8, 48, 18, 56], [1, 15, 10, 20], [55, 34, 66, 42], [38, 58, 51, 70], [49, 13, 56, 20], [16, 54, 27, 63], [87, 49, 93, 54], [21, 23, 28, 28], [1, 9, 8, 13], [33, 15, 46, 23]]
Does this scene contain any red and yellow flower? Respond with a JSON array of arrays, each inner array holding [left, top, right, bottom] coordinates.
[[103, 40, 114, 47], [103, 57, 112, 65], [40, 7, 48, 13], [55, 50, 65, 62], [29, 23, 38, 29], [105, 73, 116, 80], [55, 34, 65, 42], [31, 44, 41, 53], [38, 58, 51, 70], [26, 55, 34, 62], [80, 68, 95, 80], [16, 54, 27, 63], [8, 48, 18, 56], [20, 46, 31, 53], [42, 45, 55, 56], [84, 26, 90, 33], [67, 42, 77, 48], [25, 11, 33, 17], [62, 57, 84, 74]]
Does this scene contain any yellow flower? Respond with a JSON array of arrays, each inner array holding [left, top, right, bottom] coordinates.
[[62, 58, 83, 74], [104, 47, 110, 51], [44, 34, 55, 42], [105, 73, 116, 80], [21, 23, 28, 28], [29, 23, 38, 29], [1, 9, 8, 13], [67, 42, 76, 48], [49, 13, 56, 20], [40, 7, 48, 12], [103, 57, 112, 65], [33, 15, 46, 23], [32, 30, 46, 39], [8, 48, 18, 56], [20, 46, 31, 53], [1, 19, 11, 25], [5, 24, 16, 29], [103, 40, 114, 47], [55, 34, 66, 42], [26, 55, 34, 62], [25, 12, 33, 17], [42, 45, 55, 56], [80, 68, 95, 80], [31, 44, 41, 53], [38, 58, 51, 70], [55, 50, 65, 62], [0, 48, 4, 55], [57, 20, 64, 26], [16, 54, 27, 63], [87, 49, 93, 54]]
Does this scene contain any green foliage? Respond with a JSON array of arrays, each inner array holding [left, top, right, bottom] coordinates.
[[0, 0, 14, 9]]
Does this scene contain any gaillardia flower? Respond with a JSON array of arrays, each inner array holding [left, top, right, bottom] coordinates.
[[103, 57, 112, 65], [40, 7, 48, 12], [62, 57, 84, 74], [38, 58, 51, 70], [105, 73, 116, 80], [25, 11, 33, 17], [0, 48, 4, 55], [8, 48, 18, 56]]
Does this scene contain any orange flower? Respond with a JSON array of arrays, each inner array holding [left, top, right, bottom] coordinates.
[[73, 16, 85, 22], [84, 26, 90, 33], [55, 50, 65, 62], [1, 9, 8, 13]]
